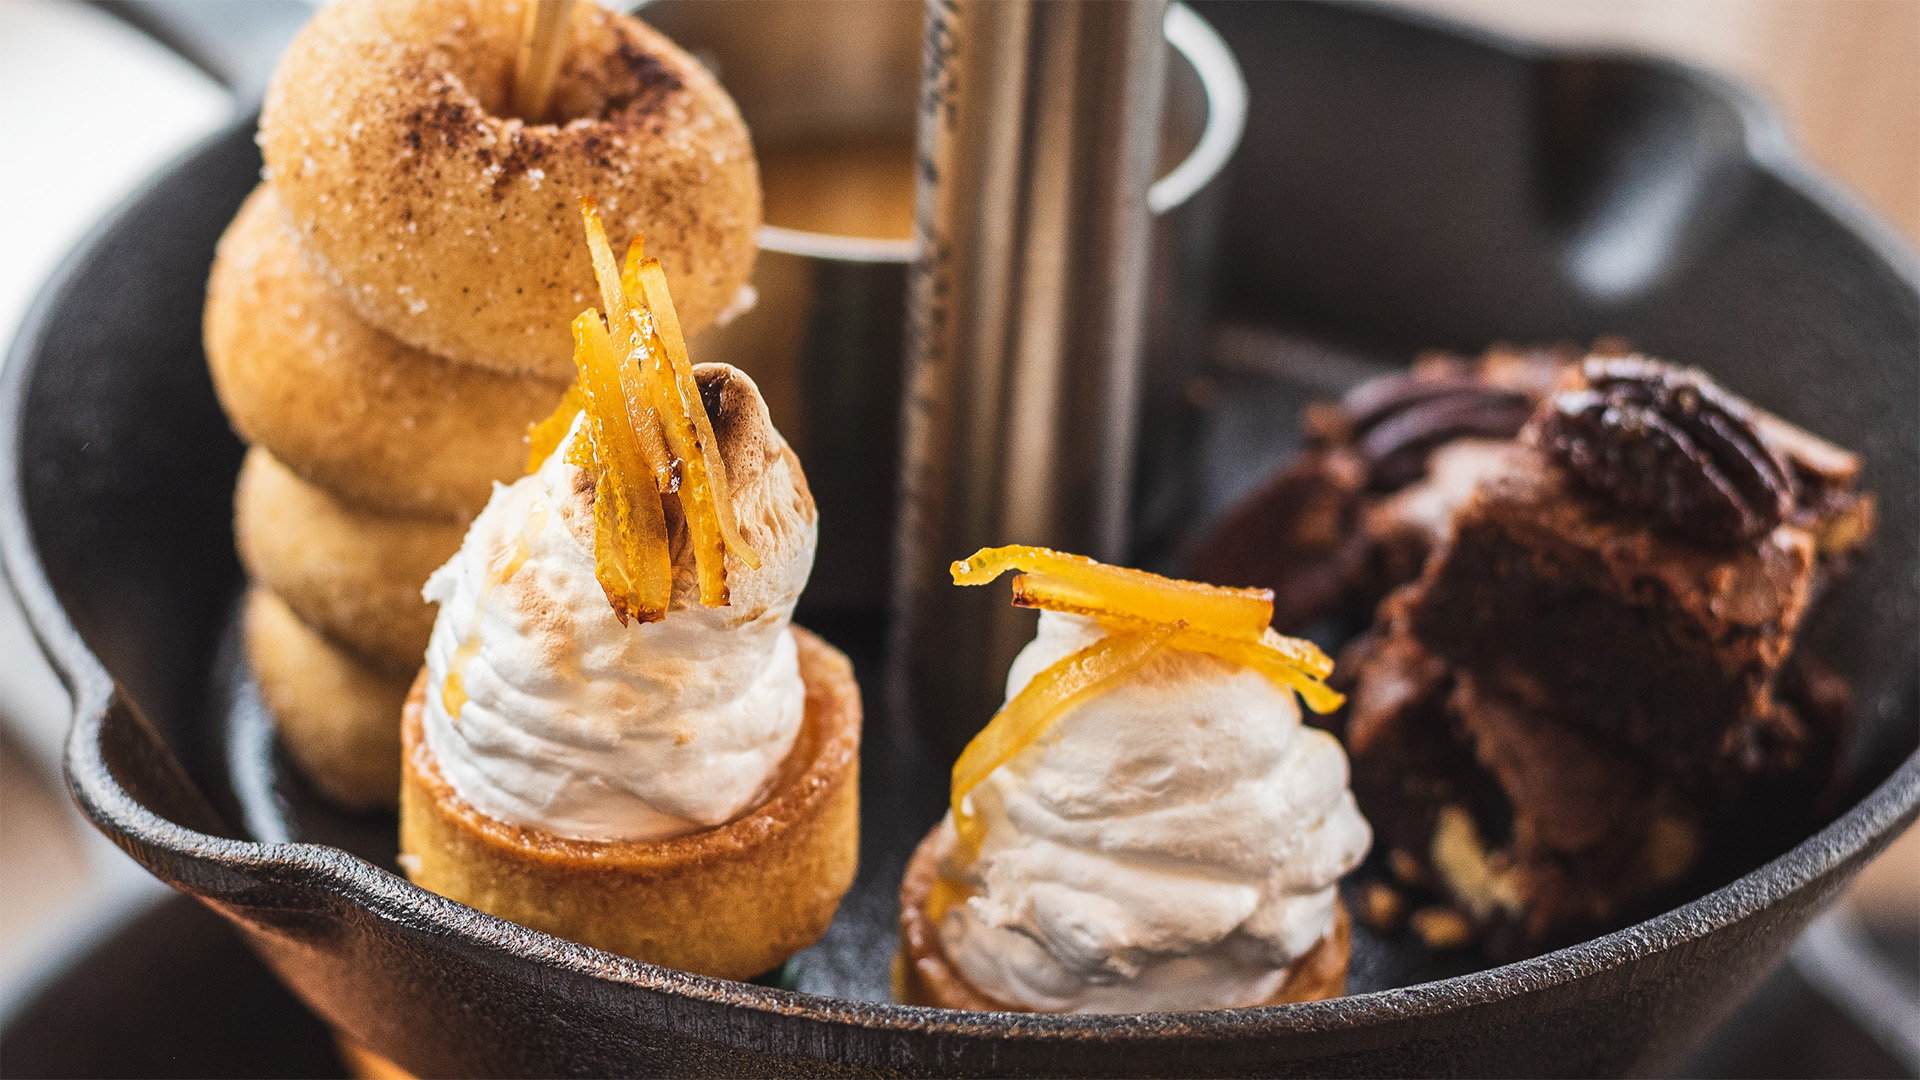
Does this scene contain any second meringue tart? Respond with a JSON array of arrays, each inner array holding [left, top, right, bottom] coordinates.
[[896, 548, 1368, 1012]]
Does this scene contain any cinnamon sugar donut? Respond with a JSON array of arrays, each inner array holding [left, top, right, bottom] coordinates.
[[245, 588, 408, 811], [236, 447, 467, 680], [260, 0, 760, 378], [207, 186, 568, 519]]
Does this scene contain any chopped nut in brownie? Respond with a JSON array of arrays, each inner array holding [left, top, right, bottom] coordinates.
[[1358, 880, 1408, 933], [1409, 906, 1475, 950]]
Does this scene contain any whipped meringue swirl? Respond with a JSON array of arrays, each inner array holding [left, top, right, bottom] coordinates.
[[419, 366, 817, 842], [934, 610, 1371, 1013]]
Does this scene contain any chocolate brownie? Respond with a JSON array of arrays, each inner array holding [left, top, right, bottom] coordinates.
[[1339, 355, 1871, 949], [1190, 344, 1573, 632]]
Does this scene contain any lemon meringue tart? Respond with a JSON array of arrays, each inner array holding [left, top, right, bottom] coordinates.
[[896, 548, 1367, 1012], [399, 204, 859, 979]]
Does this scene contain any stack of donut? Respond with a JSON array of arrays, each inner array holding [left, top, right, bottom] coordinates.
[[206, 0, 759, 808]]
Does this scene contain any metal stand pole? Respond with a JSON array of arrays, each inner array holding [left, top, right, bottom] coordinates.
[[891, 0, 1169, 758]]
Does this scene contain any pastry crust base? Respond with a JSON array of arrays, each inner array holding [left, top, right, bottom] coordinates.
[[400, 626, 860, 980], [895, 821, 1350, 1011]]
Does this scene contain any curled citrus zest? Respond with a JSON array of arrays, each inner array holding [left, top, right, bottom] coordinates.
[[570, 312, 671, 623], [956, 544, 1340, 721], [1009, 575, 1345, 712], [606, 311, 681, 496], [562, 197, 756, 616], [954, 545, 1274, 643], [1006, 569, 1332, 678], [1168, 626, 1345, 714], [589, 467, 636, 618], [620, 234, 646, 304], [950, 622, 1181, 857], [636, 258, 761, 570], [578, 204, 678, 497], [578, 318, 674, 601], [580, 201, 636, 339], [634, 301, 728, 604], [526, 381, 584, 474]]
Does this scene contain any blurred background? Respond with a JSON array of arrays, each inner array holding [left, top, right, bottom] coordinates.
[[0, 0, 1914, 1075]]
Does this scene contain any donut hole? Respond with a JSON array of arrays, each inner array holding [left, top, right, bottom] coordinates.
[[542, 27, 687, 124], [488, 9, 689, 127], [409, 7, 700, 193]]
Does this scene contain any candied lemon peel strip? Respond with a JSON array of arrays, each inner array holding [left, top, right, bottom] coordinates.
[[943, 545, 1344, 856], [525, 382, 584, 472], [949, 622, 1181, 856], [953, 546, 1277, 642], [521, 198, 757, 621]]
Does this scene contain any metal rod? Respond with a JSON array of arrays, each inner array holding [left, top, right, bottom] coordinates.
[[891, 0, 1169, 758]]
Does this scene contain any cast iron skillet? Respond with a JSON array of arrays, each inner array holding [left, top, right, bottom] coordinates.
[[4, 2, 1916, 1075]]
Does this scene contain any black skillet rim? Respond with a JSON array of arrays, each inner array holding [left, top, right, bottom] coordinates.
[[3, 1, 1918, 1050]]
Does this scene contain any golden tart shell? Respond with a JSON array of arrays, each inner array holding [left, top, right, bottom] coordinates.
[[400, 626, 860, 980], [895, 819, 1350, 1011]]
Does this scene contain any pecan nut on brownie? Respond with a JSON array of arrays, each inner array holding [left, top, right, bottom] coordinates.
[[1336, 354, 1871, 951], [1189, 344, 1574, 634]]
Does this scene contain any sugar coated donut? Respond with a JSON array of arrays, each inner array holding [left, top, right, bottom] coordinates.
[[207, 185, 569, 520], [237, 447, 467, 680], [245, 588, 408, 810], [260, 0, 760, 378]]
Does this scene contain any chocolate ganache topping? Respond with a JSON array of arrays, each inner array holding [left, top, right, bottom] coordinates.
[[1543, 357, 1793, 547]]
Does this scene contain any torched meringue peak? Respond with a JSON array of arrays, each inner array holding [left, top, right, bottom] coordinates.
[[419, 365, 817, 842], [935, 610, 1372, 1013]]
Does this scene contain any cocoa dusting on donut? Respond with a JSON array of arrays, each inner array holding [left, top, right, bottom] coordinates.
[[542, 23, 684, 131], [573, 131, 621, 173], [610, 37, 684, 108], [492, 133, 554, 186], [386, 20, 690, 196], [402, 77, 481, 154], [473, 132, 561, 199], [262, 0, 760, 375], [467, 28, 684, 200]]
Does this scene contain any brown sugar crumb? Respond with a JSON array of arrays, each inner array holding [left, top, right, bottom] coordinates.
[[1642, 814, 1701, 886], [1358, 880, 1406, 932], [1388, 848, 1428, 887], [1410, 906, 1475, 949]]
